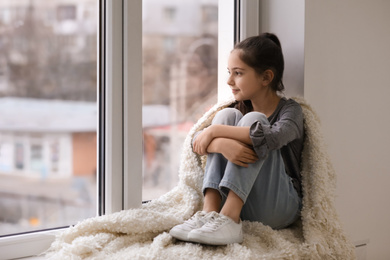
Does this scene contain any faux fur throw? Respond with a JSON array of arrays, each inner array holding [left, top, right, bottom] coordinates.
[[47, 97, 356, 259]]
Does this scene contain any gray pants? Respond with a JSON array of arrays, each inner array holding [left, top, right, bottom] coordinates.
[[202, 108, 301, 229]]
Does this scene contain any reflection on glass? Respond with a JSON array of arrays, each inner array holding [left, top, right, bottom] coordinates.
[[0, 0, 97, 236], [142, 0, 218, 200]]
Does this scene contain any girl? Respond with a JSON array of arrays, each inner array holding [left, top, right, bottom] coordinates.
[[170, 33, 304, 246]]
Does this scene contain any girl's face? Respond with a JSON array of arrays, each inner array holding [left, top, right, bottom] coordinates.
[[227, 50, 267, 101]]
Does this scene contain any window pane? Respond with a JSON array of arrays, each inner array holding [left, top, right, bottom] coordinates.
[[0, 0, 97, 236], [142, 0, 218, 200]]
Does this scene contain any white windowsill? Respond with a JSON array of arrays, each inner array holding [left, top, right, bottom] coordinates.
[[0, 228, 65, 260]]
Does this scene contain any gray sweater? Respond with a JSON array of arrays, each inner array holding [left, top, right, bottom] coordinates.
[[193, 98, 305, 197], [249, 98, 304, 197]]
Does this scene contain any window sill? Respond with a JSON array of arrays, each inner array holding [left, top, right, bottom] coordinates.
[[0, 228, 65, 260]]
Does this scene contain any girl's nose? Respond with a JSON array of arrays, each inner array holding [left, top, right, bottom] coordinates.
[[227, 75, 234, 86]]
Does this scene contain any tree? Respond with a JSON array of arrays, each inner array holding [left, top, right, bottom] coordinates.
[[0, 2, 96, 101]]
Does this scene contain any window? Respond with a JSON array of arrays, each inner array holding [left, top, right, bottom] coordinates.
[[57, 5, 77, 21], [202, 5, 218, 24], [0, 0, 97, 243], [0, 1, 239, 258], [50, 141, 60, 173], [14, 143, 24, 170], [163, 7, 176, 23], [142, 0, 219, 201], [30, 143, 43, 173]]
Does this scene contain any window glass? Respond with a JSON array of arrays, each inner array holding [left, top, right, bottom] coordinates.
[[0, 0, 97, 236], [142, 0, 218, 200]]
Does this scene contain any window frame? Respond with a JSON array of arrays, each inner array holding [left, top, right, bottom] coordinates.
[[0, 0, 257, 258], [218, 0, 260, 102], [101, 0, 143, 215]]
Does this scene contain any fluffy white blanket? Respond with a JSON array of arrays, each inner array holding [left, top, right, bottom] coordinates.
[[47, 98, 356, 259]]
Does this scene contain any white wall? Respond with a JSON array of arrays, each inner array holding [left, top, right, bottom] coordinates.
[[304, 1, 390, 259], [259, 0, 305, 98]]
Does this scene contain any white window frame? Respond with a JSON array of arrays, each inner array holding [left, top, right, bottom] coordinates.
[[0, 1, 259, 258], [103, 0, 143, 214], [218, 0, 260, 101]]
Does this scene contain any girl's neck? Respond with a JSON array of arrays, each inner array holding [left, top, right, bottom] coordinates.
[[251, 90, 281, 117]]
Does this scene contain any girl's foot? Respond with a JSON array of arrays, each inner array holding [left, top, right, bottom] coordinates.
[[169, 211, 211, 241], [188, 212, 243, 245]]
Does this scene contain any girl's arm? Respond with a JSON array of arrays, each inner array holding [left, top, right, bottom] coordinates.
[[250, 101, 304, 160], [210, 125, 252, 145], [205, 137, 258, 168], [193, 124, 252, 155]]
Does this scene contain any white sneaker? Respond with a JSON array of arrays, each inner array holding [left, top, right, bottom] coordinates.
[[169, 211, 211, 241], [188, 212, 243, 245]]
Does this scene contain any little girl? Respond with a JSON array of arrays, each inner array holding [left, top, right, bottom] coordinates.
[[170, 33, 304, 246]]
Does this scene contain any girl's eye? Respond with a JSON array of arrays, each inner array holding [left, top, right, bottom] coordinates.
[[227, 70, 242, 76]]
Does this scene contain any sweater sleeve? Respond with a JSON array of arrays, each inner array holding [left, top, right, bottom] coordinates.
[[249, 101, 304, 160]]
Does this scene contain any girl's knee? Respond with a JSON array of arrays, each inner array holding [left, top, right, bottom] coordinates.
[[238, 112, 269, 127], [212, 108, 243, 125]]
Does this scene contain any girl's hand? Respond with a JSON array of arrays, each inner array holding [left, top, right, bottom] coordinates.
[[219, 138, 258, 167], [193, 126, 214, 155]]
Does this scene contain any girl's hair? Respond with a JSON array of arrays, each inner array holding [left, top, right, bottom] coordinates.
[[231, 33, 285, 114]]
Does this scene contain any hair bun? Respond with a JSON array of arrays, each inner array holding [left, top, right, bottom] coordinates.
[[263, 33, 282, 49]]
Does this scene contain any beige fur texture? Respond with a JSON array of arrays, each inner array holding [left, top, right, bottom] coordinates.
[[47, 98, 356, 260]]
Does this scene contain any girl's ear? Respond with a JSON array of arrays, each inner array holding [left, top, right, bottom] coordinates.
[[262, 69, 274, 86]]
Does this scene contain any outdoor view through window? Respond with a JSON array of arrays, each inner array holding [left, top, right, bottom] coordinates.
[[142, 0, 218, 200], [0, 0, 97, 236]]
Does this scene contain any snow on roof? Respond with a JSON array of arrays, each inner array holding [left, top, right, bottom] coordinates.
[[0, 97, 97, 132], [0, 98, 173, 133]]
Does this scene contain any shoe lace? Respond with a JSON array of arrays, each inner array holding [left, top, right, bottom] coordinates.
[[185, 211, 207, 228], [202, 212, 228, 232]]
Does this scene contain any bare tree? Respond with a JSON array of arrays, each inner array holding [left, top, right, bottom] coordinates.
[[0, 2, 96, 101]]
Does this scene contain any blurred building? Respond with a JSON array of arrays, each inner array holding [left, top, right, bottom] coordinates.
[[0, 97, 97, 234], [0, 97, 96, 178]]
